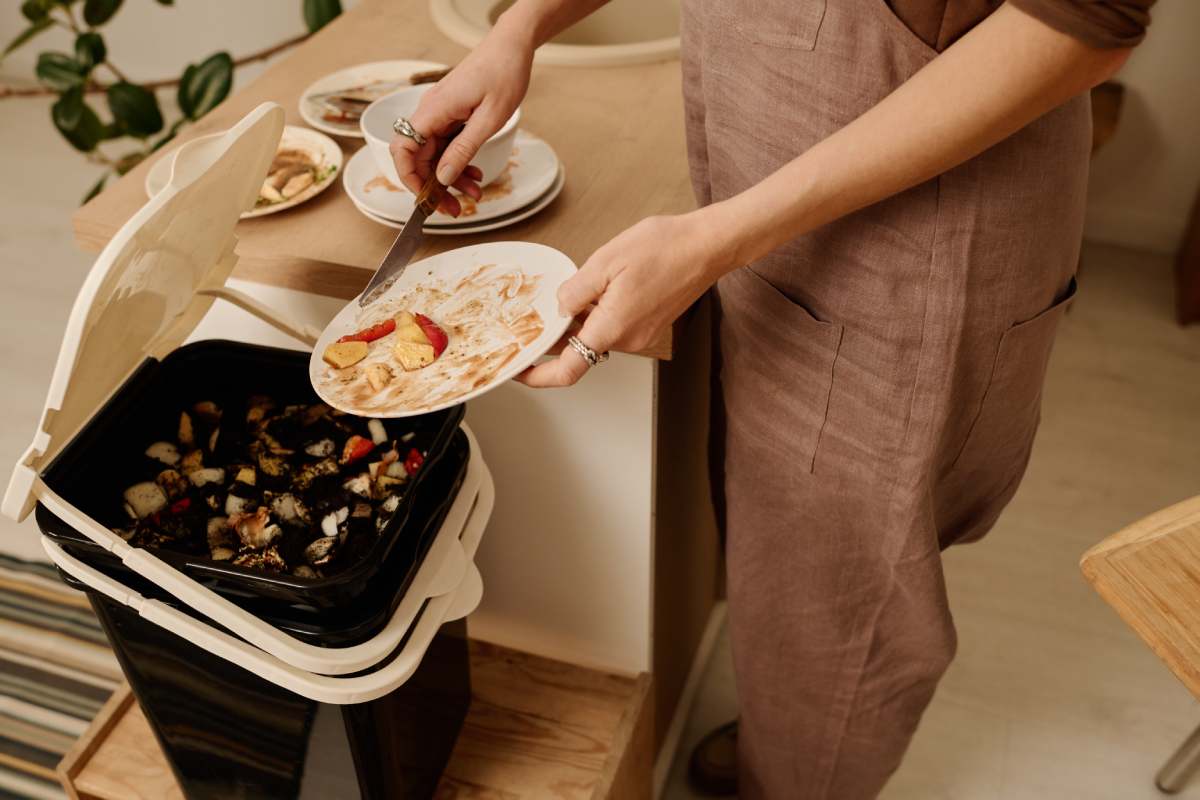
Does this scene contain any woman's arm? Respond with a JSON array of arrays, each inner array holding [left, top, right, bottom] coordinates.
[[390, 0, 609, 211], [713, 2, 1131, 267], [523, 2, 1132, 387]]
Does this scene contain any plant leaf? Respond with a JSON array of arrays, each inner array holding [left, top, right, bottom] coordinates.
[[82, 0, 122, 26], [3, 18, 52, 57], [36, 52, 86, 91], [53, 87, 104, 151], [107, 81, 163, 137], [176, 51, 232, 120], [302, 0, 341, 33], [21, 0, 49, 22], [74, 32, 105, 68], [82, 172, 109, 204]]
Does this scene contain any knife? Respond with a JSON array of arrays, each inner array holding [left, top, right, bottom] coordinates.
[[358, 139, 453, 308]]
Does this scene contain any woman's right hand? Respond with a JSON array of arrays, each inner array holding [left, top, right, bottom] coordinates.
[[389, 22, 535, 216]]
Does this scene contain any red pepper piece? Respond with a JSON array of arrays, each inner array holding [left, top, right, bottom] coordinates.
[[413, 314, 448, 358], [342, 435, 375, 465], [337, 319, 396, 344], [404, 448, 424, 476], [169, 498, 191, 515]]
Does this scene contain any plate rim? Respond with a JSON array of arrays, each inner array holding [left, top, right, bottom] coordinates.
[[342, 129, 559, 225], [351, 163, 566, 236]]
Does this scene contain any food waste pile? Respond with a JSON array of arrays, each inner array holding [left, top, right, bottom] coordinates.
[[118, 397, 426, 578]]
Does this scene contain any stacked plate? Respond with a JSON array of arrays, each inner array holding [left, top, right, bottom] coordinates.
[[343, 130, 565, 235]]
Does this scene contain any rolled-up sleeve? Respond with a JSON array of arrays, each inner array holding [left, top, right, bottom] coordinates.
[[1008, 0, 1155, 48]]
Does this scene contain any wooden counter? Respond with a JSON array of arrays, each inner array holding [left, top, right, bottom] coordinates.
[[1080, 495, 1200, 699], [70, 0, 695, 360], [59, 640, 652, 800]]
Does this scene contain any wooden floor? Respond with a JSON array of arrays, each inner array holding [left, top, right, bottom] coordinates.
[[664, 242, 1200, 800], [60, 640, 651, 800]]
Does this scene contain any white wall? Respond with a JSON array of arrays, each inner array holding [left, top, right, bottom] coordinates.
[[1083, 0, 1200, 255], [1, 1, 350, 87]]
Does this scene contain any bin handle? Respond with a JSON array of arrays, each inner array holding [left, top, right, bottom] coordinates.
[[35, 425, 485, 676], [42, 459, 494, 705]]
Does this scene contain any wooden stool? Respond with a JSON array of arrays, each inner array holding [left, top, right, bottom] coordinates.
[[58, 640, 652, 800]]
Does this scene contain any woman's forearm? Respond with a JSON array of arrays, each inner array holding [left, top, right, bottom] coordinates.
[[706, 2, 1130, 273], [493, 0, 611, 50]]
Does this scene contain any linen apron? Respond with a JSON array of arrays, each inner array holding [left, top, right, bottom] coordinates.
[[681, 0, 1090, 797]]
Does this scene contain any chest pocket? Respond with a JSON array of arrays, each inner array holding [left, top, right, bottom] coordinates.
[[730, 0, 827, 50]]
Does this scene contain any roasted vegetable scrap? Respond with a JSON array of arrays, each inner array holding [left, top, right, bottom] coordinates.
[[117, 399, 429, 578]]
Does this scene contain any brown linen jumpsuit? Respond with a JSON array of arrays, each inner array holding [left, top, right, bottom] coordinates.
[[680, 0, 1152, 797]]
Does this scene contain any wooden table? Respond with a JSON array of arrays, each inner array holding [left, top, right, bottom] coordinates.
[[1081, 495, 1200, 697], [58, 640, 652, 800], [1081, 495, 1200, 791], [70, 0, 695, 359]]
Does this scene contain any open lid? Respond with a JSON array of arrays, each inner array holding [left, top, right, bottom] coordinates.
[[4, 103, 284, 522]]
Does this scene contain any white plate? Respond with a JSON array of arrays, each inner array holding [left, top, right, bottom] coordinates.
[[310, 242, 575, 417], [146, 126, 342, 218], [343, 129, 559, 225], [351, 164, 565, 235], [299, 60, 448, 138]]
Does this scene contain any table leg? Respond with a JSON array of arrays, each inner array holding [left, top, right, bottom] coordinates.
[[1156, 723, 1200, 794]]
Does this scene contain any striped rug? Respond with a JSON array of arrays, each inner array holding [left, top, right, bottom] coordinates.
[[0, 554, 120, 800]]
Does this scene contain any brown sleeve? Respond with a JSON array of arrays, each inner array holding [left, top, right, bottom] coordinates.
[[1008, 0, 1155, 48]]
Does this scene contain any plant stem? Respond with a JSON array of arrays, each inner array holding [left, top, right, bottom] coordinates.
[[0, 31, 310, 100], [103, 61, 130, 83]]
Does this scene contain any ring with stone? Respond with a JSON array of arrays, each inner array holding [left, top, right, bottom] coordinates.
[[568, 336, 609, 368], [392, 117, 427, 146]]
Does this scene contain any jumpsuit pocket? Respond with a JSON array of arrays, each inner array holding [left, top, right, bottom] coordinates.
[[717, 267, 844, 473], [949, 277, 1078, 477], [730, 0, 826, 50]]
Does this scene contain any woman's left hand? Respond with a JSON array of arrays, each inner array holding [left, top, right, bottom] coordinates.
[[518, 209, 736, 388]]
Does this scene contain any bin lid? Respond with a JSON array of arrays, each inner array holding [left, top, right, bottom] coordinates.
[[4, 103, 284, 522]]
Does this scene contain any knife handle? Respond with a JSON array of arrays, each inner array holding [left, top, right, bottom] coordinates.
[[412, 127, 461, 216]]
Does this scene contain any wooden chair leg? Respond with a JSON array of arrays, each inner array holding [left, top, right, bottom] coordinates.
[[1156, 723, 1200, 794]]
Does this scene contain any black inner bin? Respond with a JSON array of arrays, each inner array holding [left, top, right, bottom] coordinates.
[[36, 340, 468, 647]]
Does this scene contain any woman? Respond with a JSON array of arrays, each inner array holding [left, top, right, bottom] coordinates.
[[391, 1, 1152, 797]]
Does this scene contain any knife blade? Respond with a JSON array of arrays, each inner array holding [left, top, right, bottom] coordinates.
[[358, 140, 453, 308]]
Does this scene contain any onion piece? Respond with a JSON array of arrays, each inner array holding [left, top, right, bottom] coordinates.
[[145, 442, 180, 466]]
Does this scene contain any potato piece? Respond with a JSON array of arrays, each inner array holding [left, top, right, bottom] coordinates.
[[392, 339, 435, 371], [365, 363, 393, 392], [323, 340, 369, 369], [393, 311, 429, 345], [260, 181, 283, 204], [281, 170, 314, 199], [178, 412, 195, 449]]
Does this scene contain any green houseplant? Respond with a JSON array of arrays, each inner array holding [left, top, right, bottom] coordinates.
[[3, 0, 343, 201]]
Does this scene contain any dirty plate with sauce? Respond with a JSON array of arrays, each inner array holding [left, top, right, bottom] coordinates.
[[299, 60, 449, 138], [343, 129, 560, 225], [309, 242, 576, 418], [146, 125, 341, 218]]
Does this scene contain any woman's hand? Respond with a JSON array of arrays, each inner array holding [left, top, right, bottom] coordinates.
[[389, 22, 535, 216], [519, 208, 738, 387]]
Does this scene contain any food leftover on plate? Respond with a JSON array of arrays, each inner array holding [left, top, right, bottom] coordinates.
[[323, 310, 449, 382], [311, 68, 450, 125], [117, 398, 427, 578], [257, 149, 334, 208]]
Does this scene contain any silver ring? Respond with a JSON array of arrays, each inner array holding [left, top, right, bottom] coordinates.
[[392, 117, 427, 146], [568, 336, 609, 368]]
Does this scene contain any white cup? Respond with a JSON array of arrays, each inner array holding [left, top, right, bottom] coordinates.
[[360, 84, 520, 190]]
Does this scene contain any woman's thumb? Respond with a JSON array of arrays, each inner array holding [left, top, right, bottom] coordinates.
[[435, 107, 503, 185]]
